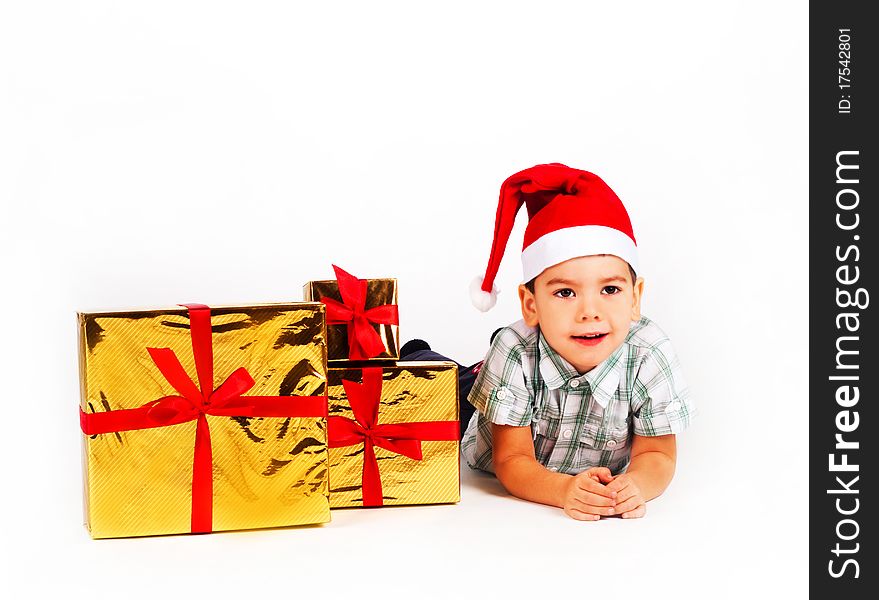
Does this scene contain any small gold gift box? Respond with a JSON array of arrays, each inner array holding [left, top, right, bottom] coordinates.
[[303, 265, 399, 362]]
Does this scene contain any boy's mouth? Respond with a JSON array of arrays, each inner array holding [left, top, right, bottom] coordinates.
[[571, 332, 608, 347]]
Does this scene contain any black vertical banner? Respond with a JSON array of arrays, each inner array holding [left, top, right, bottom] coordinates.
[[811, 2, 876, 595]]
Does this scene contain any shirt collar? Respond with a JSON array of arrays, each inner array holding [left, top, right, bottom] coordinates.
[[537, 331, 624, 409]]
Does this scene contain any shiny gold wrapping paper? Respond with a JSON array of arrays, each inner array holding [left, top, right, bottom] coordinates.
[[78, 303, 331, 538], [327, 362, 460, 508], [303, 278, 399, 361]]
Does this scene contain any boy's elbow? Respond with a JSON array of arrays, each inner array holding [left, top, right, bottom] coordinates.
[[490, 423, 538, 485], [631, 434, 677, 466], [492, 449, 522, 481], [492, 449, 537, 492]]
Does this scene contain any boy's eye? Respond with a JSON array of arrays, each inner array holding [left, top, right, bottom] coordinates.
[[553, 288, 575, 298], [601, 286, 621, 295]]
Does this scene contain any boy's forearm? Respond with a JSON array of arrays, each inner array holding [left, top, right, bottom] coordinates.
[[625, 451, 676, 501], [494, 454, 571, 508]]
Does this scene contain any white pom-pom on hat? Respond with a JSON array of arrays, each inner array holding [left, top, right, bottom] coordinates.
[[470, 275, 499, 312]]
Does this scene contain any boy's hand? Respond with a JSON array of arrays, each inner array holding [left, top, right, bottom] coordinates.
[[562, 467, 617, 521], [607, 473, 647, 519]]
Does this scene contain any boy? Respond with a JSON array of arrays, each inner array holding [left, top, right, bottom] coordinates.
[[416, 163, 694, 520]]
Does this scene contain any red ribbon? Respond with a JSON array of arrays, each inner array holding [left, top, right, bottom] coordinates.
[[79, 303, 327, 533], [327, 367, 459, 506], [320, 264, 399, 360]]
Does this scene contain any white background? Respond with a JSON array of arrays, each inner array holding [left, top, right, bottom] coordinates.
[[0, 2, 807, 598]]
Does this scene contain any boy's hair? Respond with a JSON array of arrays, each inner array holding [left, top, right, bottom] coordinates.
[[524, 260, 638, 294]]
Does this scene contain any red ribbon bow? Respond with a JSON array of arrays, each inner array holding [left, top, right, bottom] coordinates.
[[79, 303, 327, 533], [320, 264, 399, 360], [327, 367, 459, 506]]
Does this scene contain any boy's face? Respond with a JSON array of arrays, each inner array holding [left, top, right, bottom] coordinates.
[[518, 255, 645, 374]]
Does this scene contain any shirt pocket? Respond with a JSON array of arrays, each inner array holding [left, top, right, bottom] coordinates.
[[531, 402, 561, 458], [531, 396, 561, 437], [579, 418, 630, 453]]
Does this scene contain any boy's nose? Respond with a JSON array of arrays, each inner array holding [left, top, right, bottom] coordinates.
[[577, 298, 601, 321]]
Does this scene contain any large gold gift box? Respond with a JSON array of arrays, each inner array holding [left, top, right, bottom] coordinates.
[[327, 362, 460, 508], [303, 265, 399, 362], [78, 303, 331, 538]]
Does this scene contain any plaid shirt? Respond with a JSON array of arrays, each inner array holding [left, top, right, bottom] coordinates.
[[461, 316, 694, 475]]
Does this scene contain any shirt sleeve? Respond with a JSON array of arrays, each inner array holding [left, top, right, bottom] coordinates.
[[631, 338, 695, 436], [466, 328, 533, 427]]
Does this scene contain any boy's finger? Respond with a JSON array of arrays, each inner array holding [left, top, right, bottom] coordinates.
[[612, 486, 638, 505], [565, 507, 602, 521], [574, 489, 616, 507], [590, 467, 614, 483], [583, 467, 613, 483], [612, 496, 643, 515], [577, 476, 617, 499], [570, 495, 616, 515], [621, 505, 647, 519], [606, 476, 631, 494]]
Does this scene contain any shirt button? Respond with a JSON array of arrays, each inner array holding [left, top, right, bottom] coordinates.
[[562, 429, 573, 439], [569, 379, 580, 388], [669, 401, 681, 411], [606, 440, 618, 449], [496, 387, 507, 400], [549, 466, 558, 472]]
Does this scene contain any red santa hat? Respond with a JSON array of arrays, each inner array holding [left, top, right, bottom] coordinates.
[[471, 163, 638, 312]]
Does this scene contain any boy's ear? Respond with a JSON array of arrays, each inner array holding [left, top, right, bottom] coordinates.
[[518, 284, 539, 327], [631, 277, 645, 320]]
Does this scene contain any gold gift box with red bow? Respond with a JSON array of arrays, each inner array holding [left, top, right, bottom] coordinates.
[[303, 265, 399, 362], [78, 303, 331, 538], [326, 362, 460, 508]]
